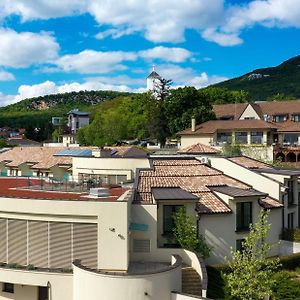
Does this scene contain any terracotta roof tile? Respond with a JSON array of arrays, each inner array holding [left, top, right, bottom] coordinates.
[[136, 158, 251, 214], [259, 196, 283, 209], [178, 143, 220, 154], [179, 120, 277, 135], [228, 156, 271, 169]]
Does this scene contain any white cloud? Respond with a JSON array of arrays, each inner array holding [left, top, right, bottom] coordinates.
[[201, 28, 243, 46], [0, 0, 87, 21], [1, 1, 300, 46], [0, 70, 15, 81], [56, 50, 136, 74], [0, 28, 59, 68], [95, 28, 137, 40], [0, 92, 17, 106], [139, 46, 192, 63], [158, 64, 228, 88]]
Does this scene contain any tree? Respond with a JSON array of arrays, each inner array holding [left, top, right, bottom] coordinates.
[[173, 207, 210, 258], [224, 210, 280, 300], [147, 77, 172, 146]]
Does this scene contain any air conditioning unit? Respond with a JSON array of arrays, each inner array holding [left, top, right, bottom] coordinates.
[[200, 156, 210, 165], [89, 187, 110, 198]]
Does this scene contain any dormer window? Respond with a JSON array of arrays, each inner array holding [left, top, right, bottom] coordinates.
[[273, 114, 287, 123], [291, 114, 300, 122]]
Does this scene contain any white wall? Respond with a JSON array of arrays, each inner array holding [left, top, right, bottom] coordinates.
[[72, 157, 150, 181], [180, 135, 213, 149], [0, 267, 73, 300], [73, 260, 181, 300], [239, 105, 260, 120], [209, 157, 281, 200]]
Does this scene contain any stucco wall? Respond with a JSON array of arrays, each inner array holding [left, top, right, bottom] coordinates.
[[72, 157, 150, 181], [209, 157, 281, 200], [239, 105, 260, 120], [73, 260, 181, 300], [199, 198, 281, 265], [0, 268, 72, 300], [180, 135, 213, 149]]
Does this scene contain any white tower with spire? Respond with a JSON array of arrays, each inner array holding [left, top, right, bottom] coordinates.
[[146, 65, 161, 91]]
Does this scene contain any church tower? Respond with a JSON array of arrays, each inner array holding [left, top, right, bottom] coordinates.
[[146, 66, 161, 91]]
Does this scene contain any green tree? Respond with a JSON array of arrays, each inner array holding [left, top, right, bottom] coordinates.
[[224, 210, 280, 300], [173, 207, 210, 258]]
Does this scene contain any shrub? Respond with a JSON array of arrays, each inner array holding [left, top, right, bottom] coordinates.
[[280, 252, 300, 270]]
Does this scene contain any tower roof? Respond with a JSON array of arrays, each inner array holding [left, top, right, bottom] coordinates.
[[147, 71, 161, 79]]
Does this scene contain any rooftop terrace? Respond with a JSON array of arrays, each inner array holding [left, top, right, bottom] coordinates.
[[0, 177, 128, 201]]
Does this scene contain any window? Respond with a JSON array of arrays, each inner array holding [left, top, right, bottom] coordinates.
[[38, 286, 48, 300], [235, 132, 248, 144], [244, 117, 255, 120], [3, 283, 14, 293], [283, 133, 298, 146], [163, 205, 183, 235], [287, 180, 294, 206], [236, 202, 252, 231], [251, 132, 263, 144], [292, 114, 300, 122], [217, 132, 232, 144], [288, 213, 294, 229], [236, 239, 246, 252], [273, 114, 287, 123]]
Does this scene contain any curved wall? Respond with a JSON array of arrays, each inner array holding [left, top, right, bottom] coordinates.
[[73, 257, 181, 300]]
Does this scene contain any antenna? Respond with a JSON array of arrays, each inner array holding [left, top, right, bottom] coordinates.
[[152, 64, 155, 72]]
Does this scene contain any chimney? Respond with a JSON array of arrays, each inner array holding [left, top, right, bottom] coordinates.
[[191, 118, 196, 132]]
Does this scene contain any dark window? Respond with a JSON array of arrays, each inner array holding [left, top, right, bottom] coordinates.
[[76, 121, 79, 129], [288, 180, 294, 206], [236, 202, 252, 231], [292, 115, 300, 122], [288, 213, 294, 229], [273, 114, 287, 123], [251, 132, 263, 144], [235, 132, 247, 144], [3, 283, 14, 293], [163, 205, 183, 235], [236, 239, 246, 252], [38, 286, 48, 300]]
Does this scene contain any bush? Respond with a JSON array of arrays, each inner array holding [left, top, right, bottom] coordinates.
[[222, 144, 242, 156], [282, 228, 300, 242], [280, 252, 300, 270], [272, 271, 300, 300]]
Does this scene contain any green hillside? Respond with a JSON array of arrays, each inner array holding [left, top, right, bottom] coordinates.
[[214, 55, 300, 101], [0, 90, 130, 141]]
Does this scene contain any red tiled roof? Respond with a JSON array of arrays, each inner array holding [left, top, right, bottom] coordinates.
[[0, 178, 127, 201], [213, 100, 300, 120], [228, 156, 272, 169], [178, 143, 220, 154], [136, 158, 250, 214], [135, 158, 281, 212], [259, 196, 283, 209], [179, 120, 277, 135]]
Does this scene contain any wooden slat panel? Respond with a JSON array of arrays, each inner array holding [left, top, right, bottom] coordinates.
[[49, 222, 71, 269], [0, 218, 7, 263], [8, 219, 27, 265], [28, 221, 48, 268], [73, 223, 97, 269]]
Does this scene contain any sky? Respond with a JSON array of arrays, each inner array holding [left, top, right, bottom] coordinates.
[[0, 0, 299, 106]]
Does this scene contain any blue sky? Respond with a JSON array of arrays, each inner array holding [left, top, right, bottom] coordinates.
[[0, 0, 299, 106]]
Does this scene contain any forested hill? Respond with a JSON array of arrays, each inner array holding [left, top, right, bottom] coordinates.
[[0, 90, 130, 113], [214, 55, 300, 101], [0, 90, 130, 141]]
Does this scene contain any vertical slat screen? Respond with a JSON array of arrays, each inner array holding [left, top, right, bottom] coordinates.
[[8, 219, 27, 265], [0, 218, 7, 263], [28, 221, 48, 268], [50, 222, 72, 269], [73, 223, 97, 268]]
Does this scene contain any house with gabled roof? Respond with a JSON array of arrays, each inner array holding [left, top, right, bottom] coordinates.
[[179, 100, 300, 162]]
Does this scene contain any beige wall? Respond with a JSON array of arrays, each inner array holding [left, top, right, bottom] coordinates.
[[0, 283, 36, 300], [0, 267, 72, 300], [199, 198, 281, 265], [180, 135, 213, 149], [209, 157, 281, 200], [73, 259, 181, 300], [0, 192, 130, 271], [72, 157, 150, 181], [239, 105, 260, 120]]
